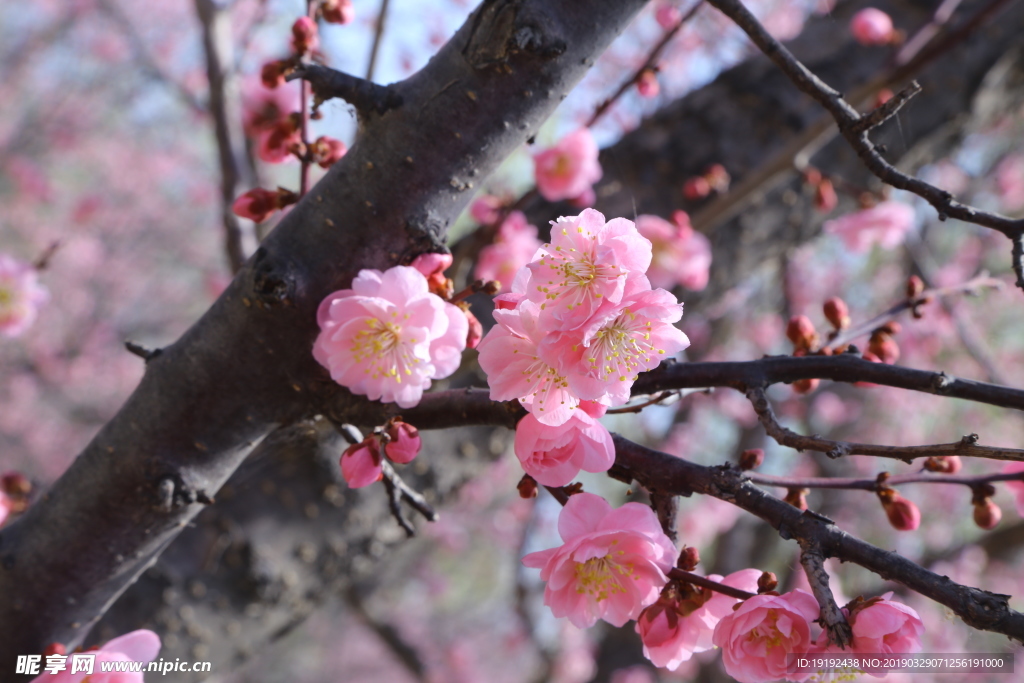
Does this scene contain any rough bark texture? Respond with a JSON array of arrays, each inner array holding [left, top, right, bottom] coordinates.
[[0, 0, 649, 673], [6, 0, 1024, 680]]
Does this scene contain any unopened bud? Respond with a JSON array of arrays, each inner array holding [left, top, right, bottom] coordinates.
[[291, 16, 320, 55], [906, 275, 925, 299], [786, 315, 819, 351], [260, 60, 289, 89], [636, 69, 660, 99], [739, 448, 765, 471], [924, 455, 962, 474], [823, 297, 851, 330], [704, 164, 730, 193], [43, 643, 66, 657], [814, 178, 838, 213], [677, 546, 700, 571], [784, 487, 809, 510], [803, 168, 822, 186], [868, 332, 900, 365], [683, 176, 711, 201], [384, 421, 421, 464], [517, 474, 538, 499], [757, 571, 778, 593], [793, 378, 819, 394], [321, 0, 355, 24], [481, 280, 501, 296], [1, 472, 31, 497], [878, 488, 920, 531], [464, 309, 483, 350], [973, 497, 1002, 530]]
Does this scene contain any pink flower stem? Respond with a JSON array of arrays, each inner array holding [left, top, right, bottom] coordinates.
[[745, 470, 1024, 492], [667, 568, 756, 600], [823, 273, 1002, 352], [586, 0, 704, 128]]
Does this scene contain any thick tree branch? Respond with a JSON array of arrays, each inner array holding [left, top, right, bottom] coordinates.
[[288, 64, 403, 117]]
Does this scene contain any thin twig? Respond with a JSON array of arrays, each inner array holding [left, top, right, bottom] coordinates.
[[365, 0, 392, 82], [667, 568, 755, 600]]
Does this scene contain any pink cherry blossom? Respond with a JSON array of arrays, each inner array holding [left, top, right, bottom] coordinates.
[[850, 8, 895, 46], [637, 569, 761, 670], [526, 209, 652, 332], [313, 266, 465, 408], [30, 629, 161, 683], [476, 299, 580, 425], [1002, 462, 1024, 516], [522, 492, 677, 629], [823, 201, 915, 253], [0, 254, 49, 337], [635, 213, 712, 291], [474, 211, 542, 293], [385, 421, 421, 464], [470, 194, 504, 225], [996, 154, 1024, 212], [549, 278, 690, 406], [513, 401, 614, 486], [340, 439, 383, 488], [812, 594, 923, 678], [712, 589, 819, 683], [533, 129, 603, 202]]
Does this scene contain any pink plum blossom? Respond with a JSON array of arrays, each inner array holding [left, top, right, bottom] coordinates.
[[1002, 461, 1024, 516], [655, 3, 682, 29], [340, 439, 383, 488], [712, 589, 819, 683], [385, 421, 421, 464], [813, 594, 923, 678], [522, 492, 677, 628], [513, 401, 614, 486], [476, 299, 580, 425], [526, 209, 652, 332], [823, 201, 915, 253], [637, 569, 761, 670], [313, 266, 466, 408], [474, 211, 542, 293], [635, 213, 712, 291], [850, 8, 895, 46], [30, 629, 161, 682], [533, 129, 603, 202], [0, 254, 49, 337], [470, 194, 504, 225]]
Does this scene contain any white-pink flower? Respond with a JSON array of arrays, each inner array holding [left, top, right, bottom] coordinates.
[[0, 254, 48, 338], [474, 211, 542, 293], [637, 569, 761, 671], [823, 201, 915, 253], [513, 400, 614, 486], [30, 630, 161, 683], [522, 492, 677, 629], [533, 129, 603, 202], [635, 214, 712, 291], [712, 590, 819, 683], [850, 8, 895, 46], [526, 209, 652, 332], [313, 266, 466, 408]]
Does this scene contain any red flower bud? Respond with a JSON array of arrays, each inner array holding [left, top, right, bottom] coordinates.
[[636, 69, 660, 99], [793, 378, 819, 394], [757, 571, 778, 593], [683, 176, 711, 201], [878, 488, 920, 531], [823, 297, 850, 330], [43, 643, 66, 657], [1, 471, 31, 497], [784, 487, 809, 510], [260, 60, 290, 89], [814, 178, 838, 213], [868, 333, 900, 365], [739, 448, 764, 471], [291, 16, 320, 55], [321, 0, 355, 24], [677, 546, 700, 571], [232, 188, 282, 223], [517, 474, 538, 499], [924, 455, 962, 474], [384, 421, 421, 464], [973, 498, 1002, 530], [704, 164, 730, 193], [786, 315, 818, 351]]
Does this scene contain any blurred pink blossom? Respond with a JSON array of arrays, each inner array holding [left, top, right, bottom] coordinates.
[[1002, 461, 1024, 516], [241, 76, 301, 136], [0, 490, 10, 527], [996, 154, 1024, 212], [533, 129, 603, 202], [635, 213, 712, 291], [469, 194, 504, 224], [712, 590, 819, 683], [655, 3, 682, 29], [513, 400, 614, 486], [473, 211, 541, 293], [0, 254, 49, 337], [823, 201, 914, 253], [609, 665, 656, 683], [850, 8, 895, 46], [522, 492, 676, 628], [31, 629, 161, 682]]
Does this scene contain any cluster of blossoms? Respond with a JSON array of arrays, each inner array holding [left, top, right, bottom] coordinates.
[[476, 209, 690, 485], [28, 629, 160, 682], [0, 253, 48, 338], [525, 494, 924, 680], [339, 420, 421, 489]]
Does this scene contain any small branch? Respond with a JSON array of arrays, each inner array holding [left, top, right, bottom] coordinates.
[[1012, 233, 1024, 291], [288, 64, 402, 117], [606, 390, 680, 414], [124, 340, 162, 362], [746, 467, 1024, 492], [745, 387, 1024, 463], [344, 585, 428, 682], [667, 568, 756, 600], [380, 459, 438, 537], [848, 81, 922, 135], [799, 541, 852, 649], [650, 492, 678, 543], [365, 0, 392, 82], [32, 240, 60, 270]]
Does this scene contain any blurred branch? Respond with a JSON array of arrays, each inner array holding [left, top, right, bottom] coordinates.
[[365, 0, 392, 82]]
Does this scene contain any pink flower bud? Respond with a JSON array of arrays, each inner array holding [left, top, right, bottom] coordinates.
[[850, 8, 895, 46], [738, 449, 764, 471], [291, 16, 320, 55], [757, 571, 778, 593], [973, 498, 1002, 530], [793, 377, 819, 394], [786, 314, 818, 351], [385, 421, 421, 464], [321, 0, 354, 24], [814, 178, 838, 212], [260, 60, 289, 89], [874, 88, 894, 107], [310, 136, 347, 168], [232, 188, 282, 223], [923, 455, 961, 474], [879, 489, 920, 531], [823, 297, 850, 330], [637, 69, 660, 99], [340, 439, 383, 488], [517, 474, 538, 499], [677, 546, 700, 571], [257, 116, 302, 163], [906, 275, 925, 298], [682, 176, 710, 200], [655, 2, 682, 29]]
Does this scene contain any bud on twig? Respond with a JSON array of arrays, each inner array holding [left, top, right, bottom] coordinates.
[[677, 546, 700, 571], [757, 571, 778, 593], [786, 315, 818, 352], [784, 487, 809, 510], [877, 487, 920, 531], [738, 448, 765, 471], [906, 275, 925, 299], [823, 297, 850, 330], [923, 455, 962, 474], [517, 474, 538, 499]]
